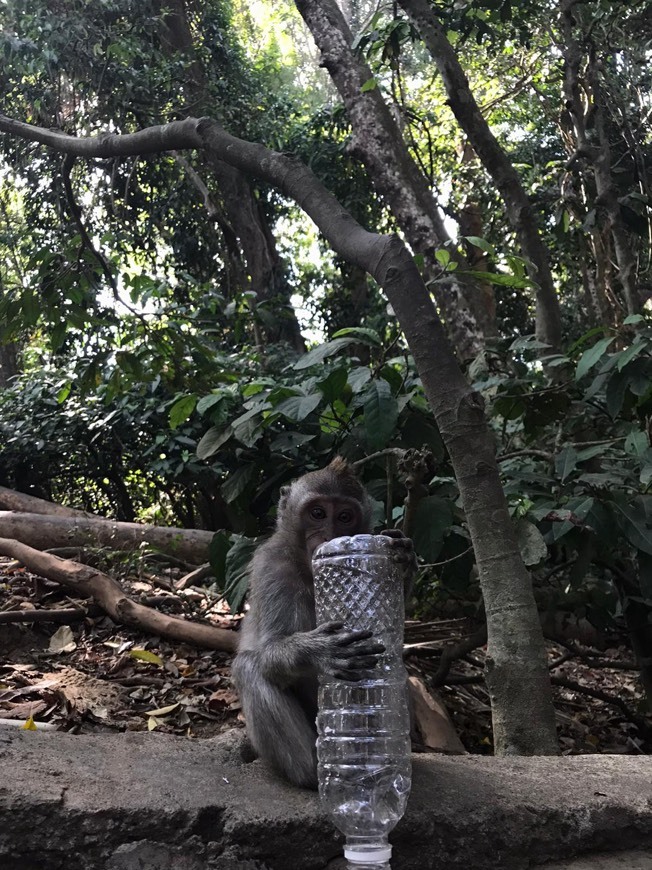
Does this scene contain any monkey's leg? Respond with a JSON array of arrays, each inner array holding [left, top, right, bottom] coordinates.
[[233, 653, 318, 789]]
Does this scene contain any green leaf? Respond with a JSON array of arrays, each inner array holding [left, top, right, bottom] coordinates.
[[331, 327, 381, 346], [464, 235, 495, 255], [363, 380, 398, 450], [360, 77, 377, 92], [410, 496, 453, 562], [56, 382, 72, 404], [610, 499, 652, 555], [223, 536, 258, 613], [169, 395, 197, 429], [625, 430, 649, 457], [294, 337, 356, 370], [196, 394, 224, 415], [641, 465, 652, 488], [197, 425, 233, 461], [222, 464, 257, 503], [605, 371, 629, 417], [465, 270, 534, 289], [575, 445, 604, 462], [435, 249, 450, 267], [50, 320, 67, 351], [348, 366, 372, 393], [318, 368, 349, 404], [616, 340, 649, 371], [130, 649, 163, 666], [555, 446, 578, 482], [209, 531, 232, 588], [274, 394, 321, 421], [575, 337, 615, 380], [269, 432, 317, 453], [623, 314, 645, 325]]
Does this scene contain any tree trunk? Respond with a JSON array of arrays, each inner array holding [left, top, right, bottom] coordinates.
[[294, 0, 489, 361], [159, 0, 305, 352], [0, 511, 214, 564], [560, 0, 641, 318], [0, 342, 18, 387], [0, 113, 560, 755], [398, 0, 562, 350]]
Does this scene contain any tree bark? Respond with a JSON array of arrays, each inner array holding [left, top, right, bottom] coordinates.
[[397, 0, 562, 349], [0, 342, 18, 387], [0, 511, 214, 564], [0, 486, 98, 517], [0, 111, 559, 754], [294, 0, 490, 361], [0, 537, 237, 652]]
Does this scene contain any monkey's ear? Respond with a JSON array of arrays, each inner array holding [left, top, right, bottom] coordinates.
[[277, 485, 291, 520]]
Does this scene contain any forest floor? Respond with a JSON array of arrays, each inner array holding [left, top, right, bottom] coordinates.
[[0, 555, 649, 755]]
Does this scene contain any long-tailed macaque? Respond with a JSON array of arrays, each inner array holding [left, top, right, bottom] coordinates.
[[232, 457, 413, 789]]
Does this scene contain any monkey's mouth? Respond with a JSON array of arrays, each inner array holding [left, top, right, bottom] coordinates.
[[306, 533, 333, 557]]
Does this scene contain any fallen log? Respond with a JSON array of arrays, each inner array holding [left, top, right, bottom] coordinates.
[[0, 486, 96, 518], [0, 511, 214, 564], [0, 537, 237, 653]]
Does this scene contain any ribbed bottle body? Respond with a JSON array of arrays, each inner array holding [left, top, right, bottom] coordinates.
[[312, 535, 411, 844]]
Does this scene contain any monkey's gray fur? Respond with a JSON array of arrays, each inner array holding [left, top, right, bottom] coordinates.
[[232, 458, 397, 789]]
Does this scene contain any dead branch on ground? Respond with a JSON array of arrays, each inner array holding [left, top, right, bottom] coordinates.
[[0, 538, 237, 653]]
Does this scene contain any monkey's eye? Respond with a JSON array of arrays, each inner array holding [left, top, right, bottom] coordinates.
[[338, 510, 354, 523], [310, 506, 327, 520]]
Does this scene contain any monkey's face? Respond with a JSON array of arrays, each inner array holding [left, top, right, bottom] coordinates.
[[301, 496, 363, 558]]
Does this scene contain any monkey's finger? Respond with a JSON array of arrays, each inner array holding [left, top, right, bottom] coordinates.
[[332, 669, 377, 682], [334, 641, 385, 658], [316, 621, 345, 634], [342, 655, 382, 669], [333, 629, 374, 646]]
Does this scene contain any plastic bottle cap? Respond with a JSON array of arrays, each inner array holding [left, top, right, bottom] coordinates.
[[344, 845, 392, 863]]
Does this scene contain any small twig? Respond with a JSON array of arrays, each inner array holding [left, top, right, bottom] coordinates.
[[176, 562, 214, 591], [552, 675, 649, 733], [549, 651, 574, 670], [433, 624, 487, 686], [0, 718, 58, 731], [440, 674, 484, 685], [498, 449, 553, 462], [546, 634, 638, 670], [421, 545, 474, 568], [352, 448, 407, 470], [0, 608, 87, 625]]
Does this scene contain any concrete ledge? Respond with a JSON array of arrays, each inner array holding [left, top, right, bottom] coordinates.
[[0, 729, 651, 869]]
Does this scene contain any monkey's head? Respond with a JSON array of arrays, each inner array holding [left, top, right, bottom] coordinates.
[[277, 457, 372, 558]]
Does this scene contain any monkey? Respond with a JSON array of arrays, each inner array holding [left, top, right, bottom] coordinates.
[[231, 457, 414, 789]]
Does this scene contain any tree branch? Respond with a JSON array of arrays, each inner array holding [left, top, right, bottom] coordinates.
[[0, 537, 237, 652]]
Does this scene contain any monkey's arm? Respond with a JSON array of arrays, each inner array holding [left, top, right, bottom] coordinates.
[[380, 528, 417, 598], [239, 621, 384, 688]]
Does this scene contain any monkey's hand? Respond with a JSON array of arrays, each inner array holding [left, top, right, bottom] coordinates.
[[307, 621, 385, 682], [380, 529, 417, 587]]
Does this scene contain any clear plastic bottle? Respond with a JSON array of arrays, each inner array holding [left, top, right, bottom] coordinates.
[[312, 534, 412, 870]]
